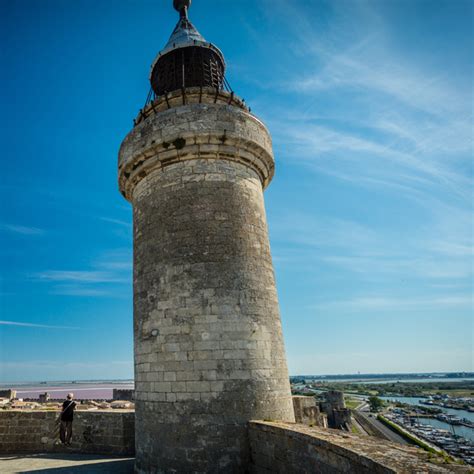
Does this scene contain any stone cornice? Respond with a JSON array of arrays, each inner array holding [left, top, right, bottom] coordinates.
[[118, 91, 275, 201]]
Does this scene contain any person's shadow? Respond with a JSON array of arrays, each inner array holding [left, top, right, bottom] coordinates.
[[0, 453, 134, 473]]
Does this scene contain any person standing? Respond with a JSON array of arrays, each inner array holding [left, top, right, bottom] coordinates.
[[59, 393, 76, 445]]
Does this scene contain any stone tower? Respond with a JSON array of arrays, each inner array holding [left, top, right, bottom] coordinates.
[[118, 2, 295, 472]]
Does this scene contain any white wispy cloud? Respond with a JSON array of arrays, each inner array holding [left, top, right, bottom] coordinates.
[[270, 117, 471, 203], [99, 217, 132, 229], [314, 295, 472, 311], [253, 0, 472, 206], [429, 241, 474, 257], [49, 285, 112, 297], [33, 249, 132, 297], [258, 1, 472, 316], [36, 270, 126, 284], [268, 0, 469, 116], [271, 207, 473, 284], [1, 224, 45, 235], [93, 248, 133, 271], [0, 320, 79, 330], [290, 49, 467, 118], [271, 213, 377, 250], [0, 360, 132, 371], [320, 255, 472, 280], [312, 295, 472, 312]]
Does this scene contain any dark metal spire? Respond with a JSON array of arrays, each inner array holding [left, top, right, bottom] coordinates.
[[173, 0, 191, 19]]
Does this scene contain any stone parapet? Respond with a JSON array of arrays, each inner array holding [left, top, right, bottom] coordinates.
[[135, 87, 248, 124], [118, 89, 274, 201], [248, 421, 469, 473], [0, 410, 134, 455], [2, 413, 468, 472]]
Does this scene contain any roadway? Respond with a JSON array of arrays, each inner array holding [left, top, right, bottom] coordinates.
[[355, 404, 410, 445]]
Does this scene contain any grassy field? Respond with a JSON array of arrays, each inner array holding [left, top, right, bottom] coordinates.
[[345, 398, 363, 410], [422, 389, 474, 397], [350, 424, 361, 435], [311, 381, 474, 399]]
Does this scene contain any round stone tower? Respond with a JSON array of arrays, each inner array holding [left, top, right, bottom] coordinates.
[[118, 2, 295, 472]]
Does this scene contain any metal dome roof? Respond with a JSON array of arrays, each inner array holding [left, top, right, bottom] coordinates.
[[162, 17, 207, 54], [150, 5, 225, 80]]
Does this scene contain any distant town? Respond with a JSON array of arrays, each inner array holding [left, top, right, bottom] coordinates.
[[290, 371, 473, 382], [290, 372, 474, 466]]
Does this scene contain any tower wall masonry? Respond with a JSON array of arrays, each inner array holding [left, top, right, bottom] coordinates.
[[119, 90, 295, 473]]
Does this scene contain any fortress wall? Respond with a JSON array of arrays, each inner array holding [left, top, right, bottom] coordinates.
[[0, 410, 134, 455], [0, 412, 466, 472], [248, 421, 464, 473]]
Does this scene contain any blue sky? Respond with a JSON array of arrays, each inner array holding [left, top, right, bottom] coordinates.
[[1, 0, 472, 381]]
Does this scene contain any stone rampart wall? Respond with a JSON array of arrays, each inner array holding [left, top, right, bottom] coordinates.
[[0, 410, 134, 455], [1, 413, 468, 472], [248, 421, 466, 473]]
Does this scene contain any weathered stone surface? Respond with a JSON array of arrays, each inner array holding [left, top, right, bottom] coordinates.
[[119, 90, 295, 473], [292, 396, 327, 427], [248, 421, 469, 473], [0, 410, 134, 455]]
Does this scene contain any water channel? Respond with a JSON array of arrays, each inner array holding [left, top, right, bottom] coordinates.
[[381, 396, 474, 442]]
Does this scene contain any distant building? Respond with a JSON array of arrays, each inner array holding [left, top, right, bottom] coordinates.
[[292, 396, 328, 427], [0, 390, 16, 400], [320, 391, 352, 430], [113, 389, 134, 402], [38, 393, 50, 403]]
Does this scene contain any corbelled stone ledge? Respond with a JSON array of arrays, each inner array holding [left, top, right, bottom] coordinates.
[[118, 89, 275, 201], [248, 421, 470, 473]]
